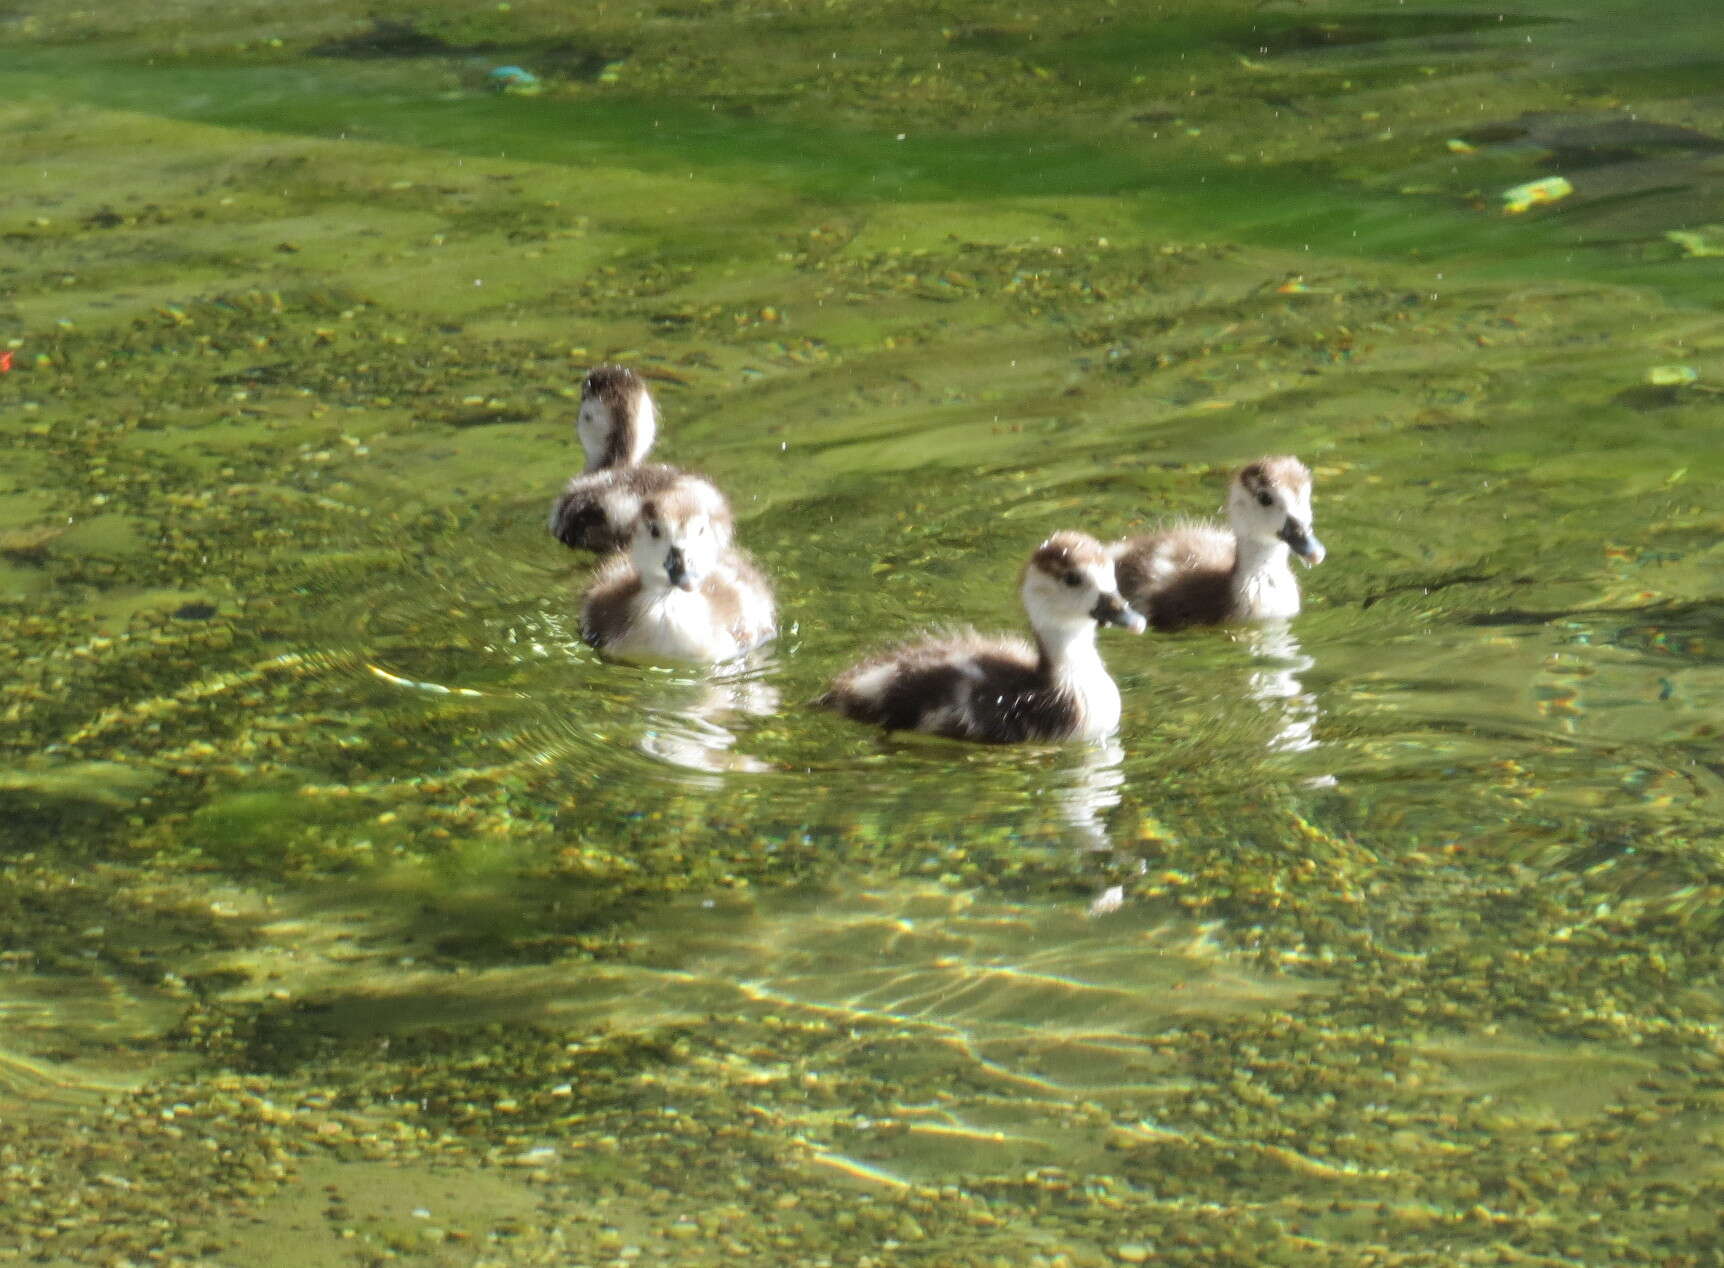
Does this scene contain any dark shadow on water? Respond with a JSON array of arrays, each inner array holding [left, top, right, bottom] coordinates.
[[1461, 597, 1724, 632], [309, 19, 473, 60]]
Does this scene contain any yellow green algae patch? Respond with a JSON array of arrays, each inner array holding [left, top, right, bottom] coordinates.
[[5, 2, 1724, 1264]]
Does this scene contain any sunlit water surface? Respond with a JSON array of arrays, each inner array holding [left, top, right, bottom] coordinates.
[[3, 0, 1724, 1263]]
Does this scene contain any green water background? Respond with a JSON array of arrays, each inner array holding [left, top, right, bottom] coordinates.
[[3, 0, 1724, 1262]]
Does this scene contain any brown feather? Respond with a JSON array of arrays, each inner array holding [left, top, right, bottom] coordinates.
[[823, 631, 1082, 743], [1113, 523, 1237, 631], [550, 466, 734, 554], [579, 553, 644, 647]]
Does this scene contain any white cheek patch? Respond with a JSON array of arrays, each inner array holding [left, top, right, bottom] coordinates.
[[1239, 487, 1287, 535], [1024, 573, 1090, 630], [577, 404, 610, 463], [629, 523, 666, 574], [665, 530, 702, 573]]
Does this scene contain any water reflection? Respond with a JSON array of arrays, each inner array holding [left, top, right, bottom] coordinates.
[[1241, 623, 1329, 780], [637, 665, 780, 778], [12, 5, 1724, 1258], [1052, 737, 1125, 851]]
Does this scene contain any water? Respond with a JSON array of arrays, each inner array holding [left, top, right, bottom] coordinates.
[[3, 1, 1724, 1262]]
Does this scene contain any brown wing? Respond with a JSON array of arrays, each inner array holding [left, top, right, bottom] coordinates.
[[1113, 523, 1237, 631], [824, 633, 1053, 740], [961, 651, 1078, 743], [580, 555, 643, 648], [549, 471, 621, 551]]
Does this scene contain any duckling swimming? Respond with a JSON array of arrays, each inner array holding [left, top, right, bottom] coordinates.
[[581, 482, 775, 664], [1112, 456, 1324, 631], [822, 531, 1146, 744], [548, 366, 733, 554]]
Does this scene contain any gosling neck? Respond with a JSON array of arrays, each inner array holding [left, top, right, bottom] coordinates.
[[1233, 532, 1292, 587], [583, 396, 657, 472], [1033, 615, 1104, 681], [1230, 532, 1300, 620]]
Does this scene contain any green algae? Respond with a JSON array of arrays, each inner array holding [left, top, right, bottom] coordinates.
[[4, 0, 1724, 1264], [6, 0, 1724, 304]]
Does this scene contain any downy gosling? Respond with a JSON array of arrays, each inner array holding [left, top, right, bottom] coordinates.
[[1112, 456, 1324, 631], [548, 365, 733, 554], [581, 482, 775, 664], [822, 531, 1146, 744]]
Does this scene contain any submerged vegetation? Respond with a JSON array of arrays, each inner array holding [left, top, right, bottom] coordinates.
[[3, 0, 1724, 1262]]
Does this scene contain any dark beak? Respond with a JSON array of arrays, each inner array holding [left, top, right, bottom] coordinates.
[[1091, 592, 1148, 634], [665, 546, 696, 591], [1278, 518, 1326, 567]]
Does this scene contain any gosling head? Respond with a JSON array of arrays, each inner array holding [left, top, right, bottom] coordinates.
[[576, 365, 657, 470], [1023, 531, 1148, 640], [1228, 456, 1324, 566], [630, 483, 728, 593]]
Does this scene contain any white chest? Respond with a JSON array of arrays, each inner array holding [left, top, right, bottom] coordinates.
[[613, 589, 738, 663], [1077, 674, 1122, 741], [1058, 648, 1122, 741], [1233, 563, 1301, 622]]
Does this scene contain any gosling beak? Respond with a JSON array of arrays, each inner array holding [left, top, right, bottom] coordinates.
[[1278, 518, 1325, 567], [1091, 592, 1148, 634], [664, 546, 697, 591]]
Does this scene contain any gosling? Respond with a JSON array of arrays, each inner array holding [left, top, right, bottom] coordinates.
[[581, 482, 774, 664], [548, 366, 733, 554], [1112, 456, 1324, 631], [821, 531, 1146, 744]]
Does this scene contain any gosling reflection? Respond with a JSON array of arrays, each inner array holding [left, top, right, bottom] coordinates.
[[637, 668, 778, 778], [1240, 623, 1329, 776], [1053, 737, 1127, 851]]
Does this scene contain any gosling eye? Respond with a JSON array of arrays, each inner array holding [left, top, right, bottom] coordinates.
[[1256, 491, 1274, 509], [1062, 570, 1082, 589], [648, 523, 661, 540]]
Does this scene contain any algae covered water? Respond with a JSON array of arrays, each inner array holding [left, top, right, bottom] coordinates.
[[3, 1, 1724, 1263]]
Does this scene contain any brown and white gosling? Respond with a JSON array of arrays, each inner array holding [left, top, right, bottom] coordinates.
[[821, 531, 1146, 744], [548, 366, 733, 554], [1111, 456, 1324, 631], [581, 481, 774, 664]]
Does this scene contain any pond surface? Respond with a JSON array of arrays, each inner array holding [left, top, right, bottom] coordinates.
[[3, 0, 1724, 1263]]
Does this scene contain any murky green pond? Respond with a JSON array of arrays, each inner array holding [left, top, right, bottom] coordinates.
[[4, 0, 1724, 1262]]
